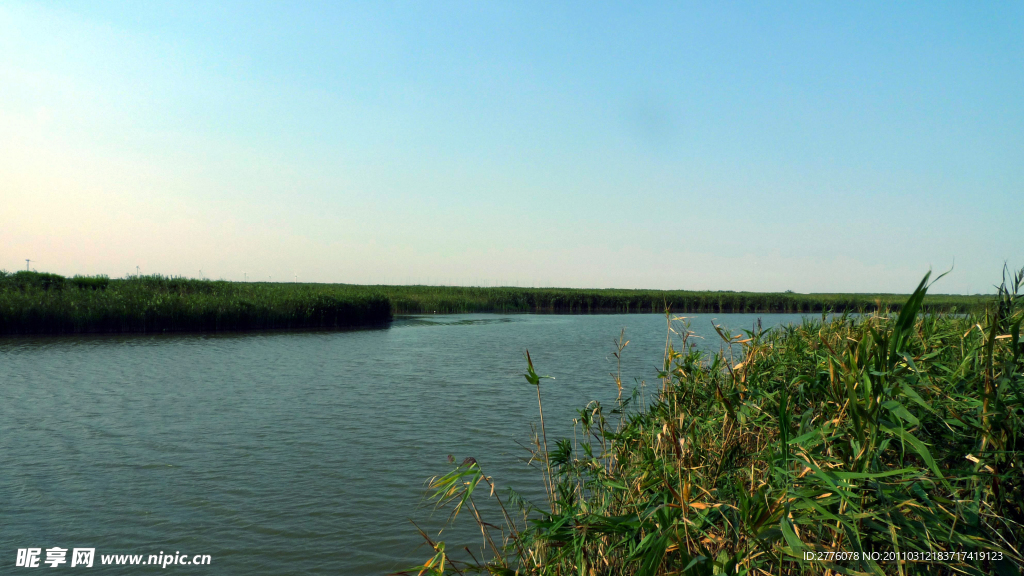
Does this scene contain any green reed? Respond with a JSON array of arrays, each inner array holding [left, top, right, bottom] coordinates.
[[0, 272, 391, 334], [403, 267, 1024, 575], [379, 285, 984, 315], [0, 270, 991, 335]]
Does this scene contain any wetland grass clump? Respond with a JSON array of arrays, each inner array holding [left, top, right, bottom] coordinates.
[[405, 268, 1024, 575], [0, 272, 391, 335]]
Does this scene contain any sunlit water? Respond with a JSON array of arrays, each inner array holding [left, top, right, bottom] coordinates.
[[1, 313, 818, 574]]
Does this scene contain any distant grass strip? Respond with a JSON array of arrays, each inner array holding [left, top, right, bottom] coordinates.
[[376, 284, 986, 314], [405, 267, 1024, 575], [0, 270, 989, 335], [0, 272, 391, 335]]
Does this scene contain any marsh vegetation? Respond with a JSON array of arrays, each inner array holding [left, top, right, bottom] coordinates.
[[0, 272, 391, 334], [406, 268, 1024, 575], [0, 271, 988, 335]]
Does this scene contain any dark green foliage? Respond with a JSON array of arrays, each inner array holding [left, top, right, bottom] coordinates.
[[69, 275, 110, 290], [379, 285, 985, 315], [0, 270, 68, 291], [0, 269, 992, 335], [0, 273, 391, 335], [406, 269, 1024, 575]]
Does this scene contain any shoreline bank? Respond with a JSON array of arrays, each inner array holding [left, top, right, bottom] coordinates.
[[0, 271, 990, 336]]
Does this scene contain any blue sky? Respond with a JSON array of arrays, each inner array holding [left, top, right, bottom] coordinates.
[[1, 1, 1021, 293]]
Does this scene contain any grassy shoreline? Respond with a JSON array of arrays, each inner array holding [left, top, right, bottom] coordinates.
[[0, 270, 990, 335], [379, 284, 985, 315], [407, 269, 1024, 575], [0, 272, 392, 335]]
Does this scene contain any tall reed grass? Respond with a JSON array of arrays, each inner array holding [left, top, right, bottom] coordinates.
[[0, 272, 391, 334], [0, 270, 991, 335], [404, 267, 1024, 575], [379, 285, 984, 315]]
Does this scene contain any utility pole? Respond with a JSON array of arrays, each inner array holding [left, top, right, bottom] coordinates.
[[25, 259, 31, 271], [136, 265, 140, 277]]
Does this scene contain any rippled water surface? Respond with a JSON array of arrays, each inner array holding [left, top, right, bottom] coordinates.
[[1, 313, 814, 574]]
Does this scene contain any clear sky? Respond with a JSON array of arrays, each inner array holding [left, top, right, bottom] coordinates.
[[1, 1, 1021, 293]]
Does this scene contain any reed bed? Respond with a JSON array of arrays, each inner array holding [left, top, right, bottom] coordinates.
[[405, 268, 1024, 576], [0, 270, 990, 335], [0, 272, 391, 334], [379, 286, 983, 315]]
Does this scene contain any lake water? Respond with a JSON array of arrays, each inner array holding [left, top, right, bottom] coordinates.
[[1, 313, 816, 574]]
